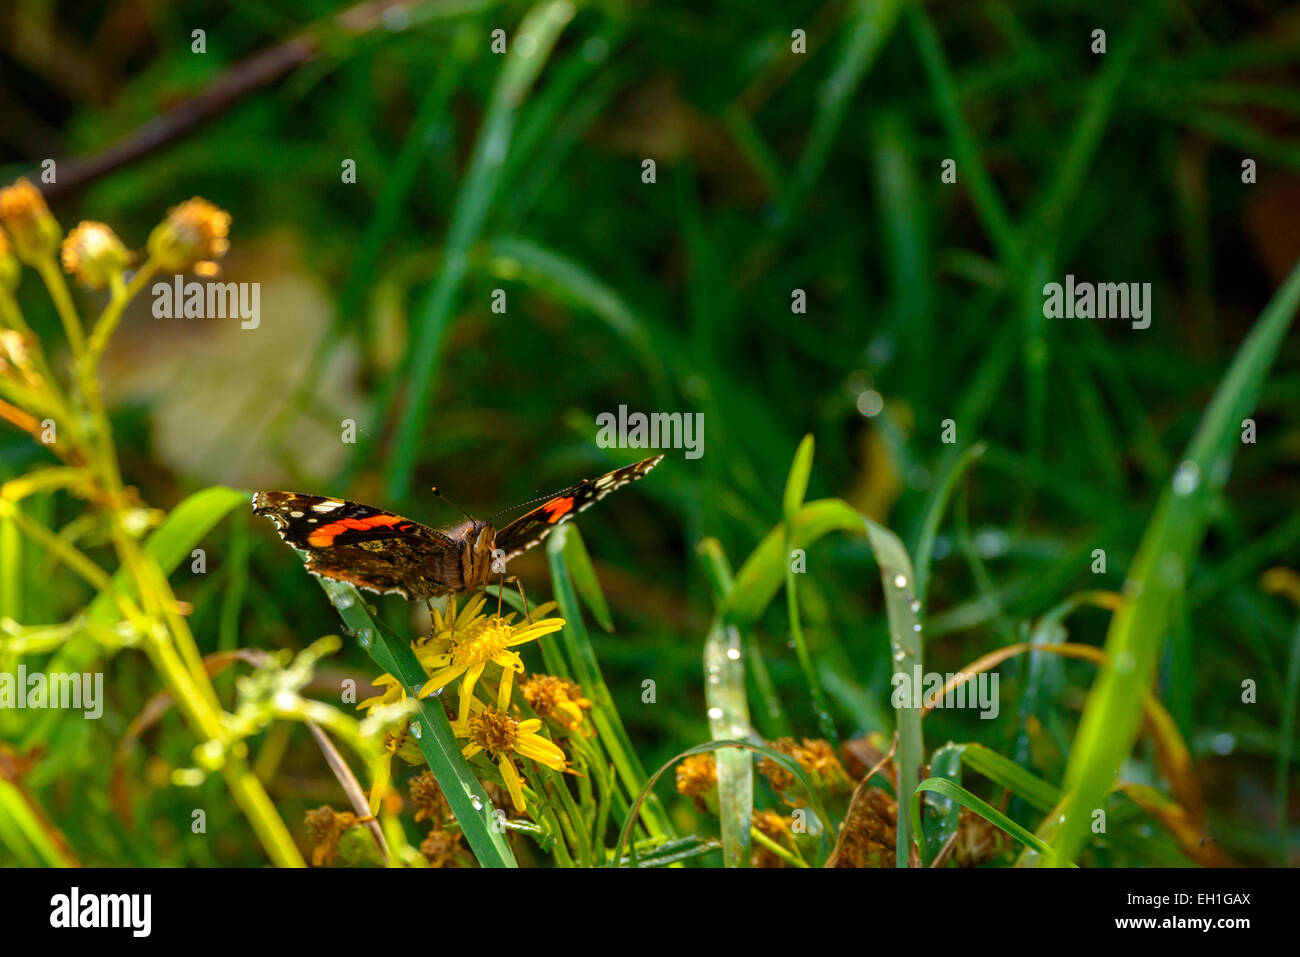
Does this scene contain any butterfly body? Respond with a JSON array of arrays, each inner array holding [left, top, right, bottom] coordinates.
[[252, 454, 662, 602]]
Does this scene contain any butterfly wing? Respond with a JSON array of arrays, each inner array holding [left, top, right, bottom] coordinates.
[[495, 455, 663, 562], [252, 491, 461, 600]]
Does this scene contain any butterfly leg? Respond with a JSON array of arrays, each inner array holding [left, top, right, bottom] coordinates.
[[506, 575, 532, 624]]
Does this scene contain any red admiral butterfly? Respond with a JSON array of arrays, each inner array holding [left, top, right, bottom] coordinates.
[[253, 455, 662, 616]]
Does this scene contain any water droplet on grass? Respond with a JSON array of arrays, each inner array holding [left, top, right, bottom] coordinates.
[[1172, 460, 1200, 496]]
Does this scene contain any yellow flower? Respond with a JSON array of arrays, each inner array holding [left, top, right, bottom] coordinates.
[[146, 197, 230, 273], [460, 700, 568, 812], [61, 221, 131, 289], [0, 179, 61, 263], [415, 594, 564, 730], [521, 673, 592, 734], [355, 673, 426, 815], [357, 671, 406, 712]]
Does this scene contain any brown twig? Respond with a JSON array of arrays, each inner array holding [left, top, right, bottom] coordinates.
[[39, 0, 431, 201], [305, 720, 391, 864]]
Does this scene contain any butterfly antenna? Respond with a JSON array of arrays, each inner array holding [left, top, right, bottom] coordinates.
[[487, 484, 573, 523], [431, 487, 476, 521]]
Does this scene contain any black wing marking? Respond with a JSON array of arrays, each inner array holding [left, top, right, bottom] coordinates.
[[495, 455, 663, 562]]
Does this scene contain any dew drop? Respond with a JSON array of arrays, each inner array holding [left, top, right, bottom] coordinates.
[[726, 647, 741, 660], [355, 628, 374, 649], [410, 721, 422, 739], [909, 599, 922, 613], [707, 706, 724, 721], [892, 573, 908, 589], [1171, 460, 1200, 496], [1210, 732, 1235, 755], [470, 795, 484, 811]]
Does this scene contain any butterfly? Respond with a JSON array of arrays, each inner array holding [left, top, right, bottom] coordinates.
[[252, 454, 663, 618]]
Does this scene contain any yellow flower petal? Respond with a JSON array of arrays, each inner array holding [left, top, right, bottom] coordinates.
[[420, 663, 468, 697], [499, 755, 526, 812]]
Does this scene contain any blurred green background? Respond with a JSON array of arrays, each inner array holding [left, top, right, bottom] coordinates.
[[2, 0, 1300, 865]]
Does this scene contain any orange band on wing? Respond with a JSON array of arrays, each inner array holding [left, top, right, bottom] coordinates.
[[541, 496, 575, 523], [307, 513, 402, 546]]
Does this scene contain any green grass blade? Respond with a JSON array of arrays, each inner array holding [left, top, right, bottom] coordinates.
[[26, 486, 249, 746], [486, 236, 673, 405], [560, 525, 614, 632], [959, 742, 1061, 812], [87, 486, 251, 627], [546, 524, 674, 840], [782, 433, 815, 529], [317, 579, 517, 868], [924, 742, 963, 865], [698, 538, 793, 739], [386, 0, 574, 499], [912, 440, 987, 607], [906, 3, 1019, 268], [783, 0, 902, 218], [705, 622, 753, 866], [1277, 612, 1300, 864], [912, 777, 1063, 862], [1052, 257, 1300, 866], [782, 435, 835, 743], [612, 739, 834, 867], [861, 516, 924, 866]]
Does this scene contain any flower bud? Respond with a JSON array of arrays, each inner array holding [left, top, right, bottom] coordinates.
[[0, 179, 61, 263], [61, 221, 131, 289], [146, 197, 230, 273]]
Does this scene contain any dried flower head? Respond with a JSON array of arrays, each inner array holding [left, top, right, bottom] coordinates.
[[304, 805, 358, 867], [408, 770, 451, 826], [521, 673, 592, 734], [751, 809, 797, 868], [420, 829, 470, 868], [0, 179, 61, 263], [675, 753, 717, 811], [953, 807, 1008, 866], [61, 221, 131, 289], [759, 737, 852, 806], [146, 197, 230, 273], [830, 787, 896, 868]]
